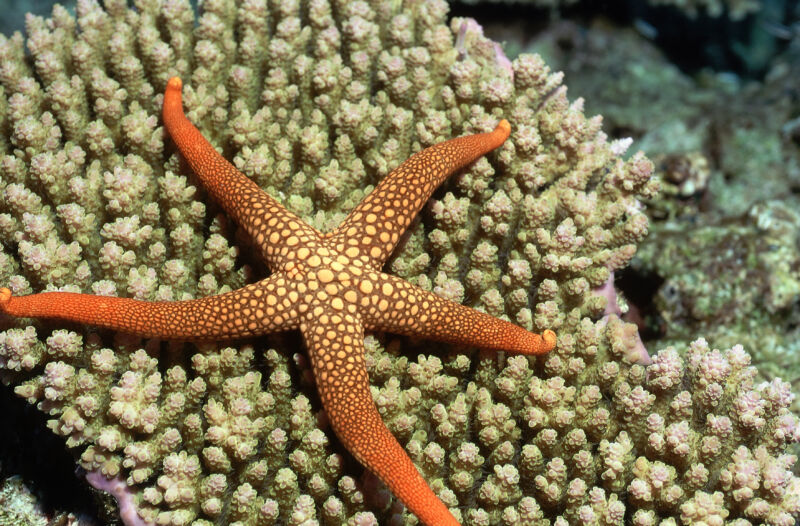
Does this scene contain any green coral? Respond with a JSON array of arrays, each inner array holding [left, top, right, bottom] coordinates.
[[0, 476, 48, 526], [455, 0, 761, 20], [530, 18, 800, 401], [0, 474, 88, 525], [0, 0, 797, 525], [632, 200, 800, 411]]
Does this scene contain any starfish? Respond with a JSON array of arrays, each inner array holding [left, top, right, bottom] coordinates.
[[0, 77, 556, 526]]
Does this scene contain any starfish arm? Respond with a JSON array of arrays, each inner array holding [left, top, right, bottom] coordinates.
[[163, 77, 321, 270], [327, 120, 511, 267], [302, 315, 460, 526], [0, 276, 299, 339], [362, 274, 556, 355]]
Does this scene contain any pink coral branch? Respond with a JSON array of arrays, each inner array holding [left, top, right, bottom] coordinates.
[[455, 18, 514, 80], [85, 471, 153, 526], [595, 271, 651, 364]]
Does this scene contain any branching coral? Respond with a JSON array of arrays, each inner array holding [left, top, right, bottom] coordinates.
[[0, 0, 796, 525]]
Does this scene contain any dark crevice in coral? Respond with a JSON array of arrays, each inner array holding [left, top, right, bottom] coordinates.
[[614, 267, 666, 341], [0, 381, 100, 523]]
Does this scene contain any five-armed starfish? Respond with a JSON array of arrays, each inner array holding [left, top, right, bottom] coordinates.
[[0, 77, 556, 526]]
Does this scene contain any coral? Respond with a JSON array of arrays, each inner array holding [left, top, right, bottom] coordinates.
[[0, 474, 93, 525], [529, 18, 800, 405], [455, 0, 761, 20], [631, 200, 800, 404], [0, 476, 49, 526], [0, 1, 796, 525], [528, 21, 713, 150]]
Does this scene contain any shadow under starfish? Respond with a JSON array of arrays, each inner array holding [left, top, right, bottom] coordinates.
[[0, 77, 556, 526]]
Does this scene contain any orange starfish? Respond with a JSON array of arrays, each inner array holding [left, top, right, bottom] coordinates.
[[0, 77, 556, 526]]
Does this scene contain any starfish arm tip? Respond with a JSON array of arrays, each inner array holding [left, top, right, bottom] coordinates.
[[166, 76, 182, 92], [496, 118, 511, 137], [163, 77, 185, 122], [542, 328, 557, 353], [0, 287, 10, 311]]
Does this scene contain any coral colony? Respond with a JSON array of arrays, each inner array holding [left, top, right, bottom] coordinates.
[[0, 0, 797, 525]]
